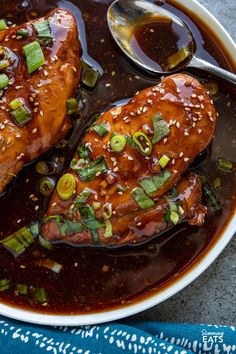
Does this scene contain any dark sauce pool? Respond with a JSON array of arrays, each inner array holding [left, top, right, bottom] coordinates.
[[0, 0, 235, 314]]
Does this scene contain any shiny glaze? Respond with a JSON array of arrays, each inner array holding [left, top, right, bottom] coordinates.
[[44, 73, 214, 245], [0, 0, 235, 314], [0, 9, 80, 192], [130, 16, 193, 72]]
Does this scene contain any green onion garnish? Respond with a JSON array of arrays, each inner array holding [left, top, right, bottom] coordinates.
[[44, 215, 84, 237], [38, 235, 53, 250], [16, 29, 29, 37], [93, 121, 109, 137], [152, 113, 170, 144], [110, 134, 127, 152], [126, 135, 136, 148], [167, 47, 190, 70], [9, 98, 23, 110], [77, 157, 108, 182], [0, 20, 7, 31], [15, 283, 28, 296], [10, 105, 32, 126], [56, 173, 76, 201], [23, 41, 45, 74], [74, 188, 92, 207], [81, 60, 100, 89], [0, 279, 10, 292], [77, 144, 91, 159], [36, 258, 63, 274], [34, 19, 52, 46], [170, 211, 179, 225], [38, 177, 56, 197], [217, 158, 234, 172], [213, 177, 221, 189], [139, 171, 171, 195], [0, 60, 9, 70], [203, 184, 221, 212], [133, 131, 152, 156], [131, 187, 155, 209], [31, 287, 48, 304], [159, 155, 170, 169], [104, 220, 112, 238], [0, 73, 9, 89], [102, 202, 112, 219], [79, 205, 104, 230], [0, 226, 35, 257], [66, 98, 77, 115]]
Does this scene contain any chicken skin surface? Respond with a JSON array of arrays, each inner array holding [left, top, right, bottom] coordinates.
[[42, 74, 216, 246], [0, 9, 80, 193]]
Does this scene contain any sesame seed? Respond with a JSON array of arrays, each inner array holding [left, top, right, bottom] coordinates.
[[179, 152, 184, 157], [111, 157, 116, 162], [143, 106, 148, 113], [117, 191, 123, 195], [176, 88, 180, 93], [35, 205, 39, 211], [15, 85, 23, 90], [94, 138, 99, 142], [192, 93, 197, 98], [136, 222, 142, 227], [172, 159, 176, 165], [105, 83, 111, 88], [2, 146, 6, 152], [163, 138, 168, 144], [195, 104, 200, 108], [184, 131, 189, 136], [207, 111, 212, 117], [147, 99, 153, 104], [198, 129, 202, 134], [210, 117, 214, 122], [192, 122, 196, 127], [160, 97, 165, 101], [170, 98, 175, 102], [127, 156, 134, 161], [43, 70, 48, 77], [198, 95, 204, 102], [185, 107, 190, 111], [32, 128, 37, 133], [176, 121, 180, 128], [160, 88, 165, 94], [34, 107, 38, 113], [184, 157, 189, 162], [16, 219, 22, 224], [95, 171, 101, 176], [113, 167, 119, 172], [40, 110, 43, 116]]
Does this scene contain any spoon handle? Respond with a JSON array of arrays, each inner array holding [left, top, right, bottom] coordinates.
[[188, 56, 236, 85]]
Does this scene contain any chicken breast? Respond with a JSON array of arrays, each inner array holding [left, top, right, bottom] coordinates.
[[0, 9, 80, 193], [42, 73, 215, 246]]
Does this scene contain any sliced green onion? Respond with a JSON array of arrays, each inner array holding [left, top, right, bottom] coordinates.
[[131, 187, 155, 209], [102, 202, 112, 219], [0, 73, 9, 89], [10, 105, 32, 126], [74, 188, 92, 207], [36, 258, 63, 274], [0, 20, 7, 31], [170, 211, 179, 225], [104, 220, 112, 238], [139, 171, 171, 195], [0, 279, 10, 292], [29, 221, 40, 238], [178, 205, 185, 215], [0, 226, 35, 257], [38, 235, 53, 250], [203, 184, 221, 212], [15, 283, 28, 296], [56, 173, 76, 201], [93, 121, 109, 137], [213, 177, 221, 189], [35, 160, 58, 175], [70, 158, 86, 172], [167, 47, 190, 70], [218, 158, 234, 172], [66, 98, 77, 115], [59, 219, 84, 237], [133, 131, 152, 155], [200, 175, 207, 184], [80, 205, 104, 230], [39, 177, 56, 197], [16, 29, 29, 37], [77, 144, 91, 159], [34, 19, 52, 46], [126, 135, 135, 148], [159, 155, 170, 169], [93, 201, 101, 210], [152, 113, 170, 144], [31, 287, 48, 304], [0, 60, 9, 70], [110, 134, 126, 152], [77, 157, 108, 182], [55, 139, 68, 149], [23, 41, 45, 74], [8, 98, 23, 110], [203, 80, 219, 97], [81, 60, 100, 89]]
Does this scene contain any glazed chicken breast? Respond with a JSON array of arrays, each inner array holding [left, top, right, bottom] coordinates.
[[42, 73, 216, 246], [0, 9, 80, 193]]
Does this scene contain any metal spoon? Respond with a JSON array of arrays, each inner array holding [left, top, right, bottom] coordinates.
[[107, 0, 236, 85]]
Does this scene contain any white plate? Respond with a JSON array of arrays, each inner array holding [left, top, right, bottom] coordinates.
[[0, 0, 235, 326]]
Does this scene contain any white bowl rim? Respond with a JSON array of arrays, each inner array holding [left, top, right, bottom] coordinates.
[[0, 0, 235, 326]]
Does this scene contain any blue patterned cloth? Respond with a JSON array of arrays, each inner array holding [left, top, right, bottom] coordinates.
[[0, 317, 235, 353]]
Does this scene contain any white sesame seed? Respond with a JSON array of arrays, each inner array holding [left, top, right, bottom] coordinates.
[[127, 156, 134, 161], [35, 205, 39, 211], [170, 98, 174, 102], [160, 88, 165, 94], [198, 129, 202, 134], [192, 93, 197, 98], [32, 128, 37, 133], [113, 167, 119, 172], [16, 219, 22, 224], [163, 138, 168, 144], [176, 88, 180, 93], [43, 70, 48, 77], [136, 222, 142, 227], [184, 157, 189, 162], [176, 121, 180, 128], [185, 107, 190, 111], [198, 95, 204, 102], [172, 159, 176, 165], [160, 97, 165, 100], [210, 117, 214, 122], [184, 131, 189, 136], [143, 106, 148, 113], [147, 99, 153, 104], [105, 83, 111, 87], [179, 152, 184, 157]]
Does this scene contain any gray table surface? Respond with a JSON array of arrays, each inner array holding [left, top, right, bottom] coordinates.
[[130, 0, 236, 326]]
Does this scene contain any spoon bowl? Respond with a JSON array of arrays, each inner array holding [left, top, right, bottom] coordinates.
[[107, 0, 236, 84]]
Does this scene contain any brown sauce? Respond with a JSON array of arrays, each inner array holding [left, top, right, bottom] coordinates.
[[130, 16, 193, 71], [0, 0, 235, 314]]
